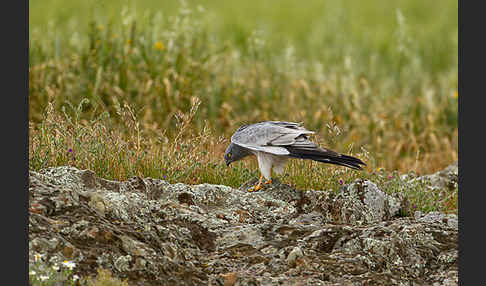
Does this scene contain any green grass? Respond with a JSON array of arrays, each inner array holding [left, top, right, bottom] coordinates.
[[29, 0, 458, 213]]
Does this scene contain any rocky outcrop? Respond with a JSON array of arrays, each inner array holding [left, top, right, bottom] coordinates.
[[29, 164, 458, 285], [401, 161, 458, 192]]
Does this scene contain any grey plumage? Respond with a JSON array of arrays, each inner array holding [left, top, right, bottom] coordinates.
[[224, 121, 366, 183]]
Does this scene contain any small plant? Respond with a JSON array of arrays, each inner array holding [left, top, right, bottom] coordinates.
[[29, 253, 129, 286], [29, 253, 79, 286]]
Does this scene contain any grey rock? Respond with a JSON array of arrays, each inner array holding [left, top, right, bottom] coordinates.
[[415, 211, 458, 230], [446, 214, 459, 229], [114, 255, 132, 272], [29, 165, 458, 285], [407, 161, 458, 191], [286, 246, 303, 267], [417, 211, 446, 223]]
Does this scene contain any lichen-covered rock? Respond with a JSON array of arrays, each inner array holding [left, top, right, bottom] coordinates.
[[404, 161, 458, 192], [29, 166, 458, 285]]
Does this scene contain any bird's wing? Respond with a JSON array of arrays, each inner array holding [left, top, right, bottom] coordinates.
[[231, 121, 315, 156]]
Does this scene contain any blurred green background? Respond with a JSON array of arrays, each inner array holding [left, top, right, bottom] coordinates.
[[30, 0, 457, 73]]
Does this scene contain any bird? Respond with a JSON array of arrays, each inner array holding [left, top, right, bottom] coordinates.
[[224, 121, 366, 192]]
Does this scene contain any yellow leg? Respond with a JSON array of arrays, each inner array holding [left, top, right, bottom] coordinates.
[[264, 179, 272, 185], [248, 175, 264, 192]]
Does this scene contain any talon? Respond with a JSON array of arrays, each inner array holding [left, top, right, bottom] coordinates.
[[248, 184, 263, 192], [248, 175, 264, 192], [264, 179, 273, 185]]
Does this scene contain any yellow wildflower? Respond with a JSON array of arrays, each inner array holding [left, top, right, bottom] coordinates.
[[154, 41, 164, 51], [453, 91, 458, 99], [34, 253, 44, 262], [126, 39, 131, 45]]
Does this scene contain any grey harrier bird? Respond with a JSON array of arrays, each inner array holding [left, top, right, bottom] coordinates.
[[224, 121, 366, 192]]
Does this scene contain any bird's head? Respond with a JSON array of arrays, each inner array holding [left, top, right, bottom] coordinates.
[[224, 143, 250, 166]]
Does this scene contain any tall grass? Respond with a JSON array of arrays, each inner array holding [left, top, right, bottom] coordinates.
[[29, 1, 458, 212]]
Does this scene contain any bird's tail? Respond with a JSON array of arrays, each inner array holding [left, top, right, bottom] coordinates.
[[285, 146, 366, 170]]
